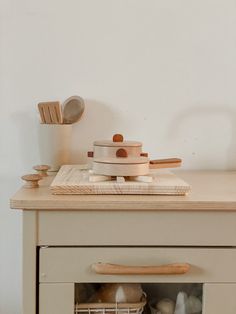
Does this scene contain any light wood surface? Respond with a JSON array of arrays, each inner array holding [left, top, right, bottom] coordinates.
[[21, 174, 42, 188], [93, 157, 149, 164], [38, 102, 52, 123], [91, 262, 190, 275], [149, 158, 182, 169], [94, 140, 142, 147], [39, 247, 236, 283], [38, 101, 63, 124], [33, 164, 50, 177], [92, 160, 151, 176], [93, 145, 142, 158], [38, 104, 46, 123], [10, 170, 236, 210], [52, 101, 63, 124], [150, 158, 182, 165], [54, 166, 189, 192]]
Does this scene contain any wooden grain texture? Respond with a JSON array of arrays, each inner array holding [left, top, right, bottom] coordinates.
[[91, 262, 190, 275], [39, 247, 236, 283], [94, 145, 142, 158], [50, 166, 190, 195], [38, 101, 63, 124], [38, 102, 52, 123], [149, 158, 182, 169], [21, 174, 42, 188], [93, 161, 150, 176], [38, 104, 46, 123], [33, 164, 50, 177], [10, 170, 236, 211], [52, 102, 63, 124], [150, 158, 182, 165]]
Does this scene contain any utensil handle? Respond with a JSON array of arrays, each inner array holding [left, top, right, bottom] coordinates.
[[91, 262, 190, 275], [149, 158, 182, 169]]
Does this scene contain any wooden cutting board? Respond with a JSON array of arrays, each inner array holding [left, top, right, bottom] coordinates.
[[50, 165, 191, 195]]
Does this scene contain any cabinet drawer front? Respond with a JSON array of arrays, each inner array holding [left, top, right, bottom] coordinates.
[[39, 247, 236, 283], [38, 211, 236, 246]]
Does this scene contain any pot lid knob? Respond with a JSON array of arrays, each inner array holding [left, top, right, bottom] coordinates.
[[113, 134, 124, 142]]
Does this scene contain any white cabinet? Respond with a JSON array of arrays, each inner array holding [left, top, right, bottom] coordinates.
[[39, 247, 236, 314], [10, 171, 236, 314], [39, 283, 74, 314], [39, 282, 236, 314], [203, 284, 236, 314]]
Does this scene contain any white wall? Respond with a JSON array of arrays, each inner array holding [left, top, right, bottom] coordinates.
[[1, 0, 236, 313]]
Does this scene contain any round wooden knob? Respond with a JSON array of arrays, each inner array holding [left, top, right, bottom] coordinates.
[[21, 174, 42, 188], [113, 134, 124, 142], [116, 148, 128, 158], [33, 164, 50, 177]]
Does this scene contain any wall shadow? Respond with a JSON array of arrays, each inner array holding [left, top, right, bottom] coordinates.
[[10, 110, 39, 171], [70, 99, 128, 164], [168, 105, 236, 169]]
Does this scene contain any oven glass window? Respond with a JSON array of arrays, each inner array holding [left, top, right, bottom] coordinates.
[[75, 283, 203, 314]]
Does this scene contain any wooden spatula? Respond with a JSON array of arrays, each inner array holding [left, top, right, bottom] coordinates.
[[38, 102, 63, 124]]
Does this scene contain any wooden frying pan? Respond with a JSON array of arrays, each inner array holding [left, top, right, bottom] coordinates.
[[93, 155, 182, 177]]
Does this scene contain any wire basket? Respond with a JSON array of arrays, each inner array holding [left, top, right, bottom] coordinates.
[[75, 295, 146, 314]]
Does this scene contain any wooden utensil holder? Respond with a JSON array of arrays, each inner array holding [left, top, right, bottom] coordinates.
[[38, 124, 72, 171]]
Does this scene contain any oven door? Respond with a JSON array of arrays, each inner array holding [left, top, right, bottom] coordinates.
[[39, 247, 236, 314]]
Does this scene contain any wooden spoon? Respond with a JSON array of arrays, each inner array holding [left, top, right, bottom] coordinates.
[[62, 96, 85, 124]]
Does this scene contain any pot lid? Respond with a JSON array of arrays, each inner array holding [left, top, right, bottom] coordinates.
[[94, 134, 142, 147], [94, 156, 149, 164]]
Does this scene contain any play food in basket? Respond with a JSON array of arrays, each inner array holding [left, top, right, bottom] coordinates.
[[90, 283, 143, 303], [75, 284, 146, 314]]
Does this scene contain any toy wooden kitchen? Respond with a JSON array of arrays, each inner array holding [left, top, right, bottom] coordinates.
[[10, 169, 236, 314]]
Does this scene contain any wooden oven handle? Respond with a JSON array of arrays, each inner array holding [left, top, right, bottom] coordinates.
[[149, 158, 182, 169], [91, 262, 190, 275]]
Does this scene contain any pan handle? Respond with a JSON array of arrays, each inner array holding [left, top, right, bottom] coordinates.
[[149, 158, 182, 169]]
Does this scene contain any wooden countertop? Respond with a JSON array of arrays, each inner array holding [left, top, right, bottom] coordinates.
[[10, 171, 236, 211]]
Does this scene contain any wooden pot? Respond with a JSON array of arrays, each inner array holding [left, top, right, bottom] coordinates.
[[88, 134, 182, 177], [93, 157, 150, 176], [90, 134, 143, 158]]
